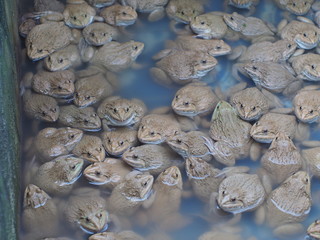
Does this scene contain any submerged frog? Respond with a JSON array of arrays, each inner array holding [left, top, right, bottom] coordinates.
[[171, 82, 220, 117], [301, 147, 320, 178], [58, 105, 101, 131], [89, 230, 144, 240], [256, 171, 311, 238], [137, 114, 181, 144], [72, 135, 105, 162], [274, 0, 314, 15], [97, 96, 147, 128], [34, 127, 83, 162], [99, 4, 138, 26], [82, 22, 119, 46], [84, 158, 132, 189], [307, 219, 320, 239], [166, 0, 205, 24], [107, 171, 154, 216], [290, 53, 320, 81], [101, 128, 138, 156], [32, 70, 75, 98], [226, 0, 259, 13], [151, 50, 217, 86], [33, 155, 84, 195], [122, 144, 182, 175]]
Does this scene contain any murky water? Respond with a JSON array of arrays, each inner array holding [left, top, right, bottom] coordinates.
[[19, 0, 320, 239]]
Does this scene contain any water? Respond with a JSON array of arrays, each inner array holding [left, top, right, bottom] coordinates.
[[19, 0, 320, 239]]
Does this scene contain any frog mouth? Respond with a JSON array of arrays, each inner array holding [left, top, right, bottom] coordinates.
[[79, 222, 108, 235], [106, 114, 135, 126], [301, 69, 320, 81], [173, 108, 197, 117], [117, 19, 136, 26], [294, 38, 318, 50]]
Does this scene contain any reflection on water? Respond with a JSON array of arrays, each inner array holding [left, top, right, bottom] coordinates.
[[19, 0, 320, 240]]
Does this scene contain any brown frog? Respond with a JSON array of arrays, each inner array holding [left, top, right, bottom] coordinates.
[[85, 0, 116, 8], [290, 53, 320, 81], [274, 0, 314, 15], [307, 219, 320, 240], [301, 147, 320, 178], [72, 135, 105, 162], [101, 128, 139, 156], [82, 22, 119, 46], [84, 158, 132, 189], [99, 4, 138, 26], [166, 0, 205, 24], [226, 0, 259, 14], [122, 144, 183, 175]]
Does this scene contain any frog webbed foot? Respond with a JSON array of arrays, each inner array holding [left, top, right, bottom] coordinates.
[[148, 8, 166, 22], [150, 67, 173, 87], [273, 223, 304, 239], [231, 63, 248, 81]]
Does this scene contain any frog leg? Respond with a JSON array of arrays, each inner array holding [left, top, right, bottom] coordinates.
[[251, 35, 275, 44], [273, 223, 304, 238], [148, 7, 166, 22], [283, 80, 303, 96], [225, 82, 248, 99], [231, 63, 248, 81], [260, 89, 283, 108], [295, 122, 310, 141], [297, 16, 315, 24], [150, 67, 173, 87], [301, 140, 320, 148], [152, 49, 174, 60], [256, 168, 273, 194], [277, 19, 288, 33], [227, 45, 247, 60], [78, 38, 95, 62], [249, 141, 261, 161], [93, 16, 104, 22], [254, 204, 266, 225]]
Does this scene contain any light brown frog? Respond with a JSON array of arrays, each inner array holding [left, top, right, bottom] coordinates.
[[26, 21, 73, 61], [23, 90, 60, 122], [256, 171, 311, 238], [58, 105, 101, 131], [122, 144, 183, 175], [99, 4, 138, 26], [97, 96, 147, 128], [307, 219, 320, 240], [150, 50, 217, 86], [290, 53, 320, 81], [72, 135, 105, 162], [19, 18, 36, 38], [166, 0, 205, 24], [32, 70, 75, 98], [301, 147, 320, 178], [226, 0, 259, 14], [83, 22, 119, 46], [138, 114, 181, 144], [274, 0, 314, 15], [101, 128, 139, 156], [34, 127, 83, 162], [84, 158, 132, 189], [107, 171, 154, 216], [34, 0, 65, 12], [86, 0, 116, 8], [90, 41, 144, 72], [171, 82, 220, 117], [89, 230, 144, 240]]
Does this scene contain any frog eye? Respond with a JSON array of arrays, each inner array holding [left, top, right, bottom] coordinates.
[[299, 106, 303, 110], [72, 16, 77, 21], [311, 65, 316, 70], [303, 33, 307, 37], [113, 108, 117, 113], [222, 190, 226, 195], [69, 134, 75, 139], [275, 136, 278, 140], [305, 178, 309, 183], [85, 96, 91, 100], [175, 95, 180, 99], [189, 163, 194, 169], [240, 103, 244, 109], [192, 10, 196, 14], [173, 173, 179, 179], [263, 129, 268, 134], [95, 171, 101, 176], [230, 16, 234, 21], [215, 45, 221, 50], [107, 138, 111, 143], [87, 152, 92, 157], [184, 101, 189, 106], [200, 21, 205, 25], [93, 113, 97, 117], [70, 165, 76, 170], [314, 32, 317, 36], [51, 108, 57, 113], [287, 44, 292, 48], [310, 110, 314, 114], [181, 11, 185, 15], [75, 92, 79, 97], [141, 181, 148, 187], [84, 14, 87, 18], [133, 154, 138, 159], [90, 32, 95, 37], [252, 106, 256, 111], [133, 45, 138, 50], [58, 58, 63, 64], [125, 107, 130, 112], [252, 66, 257, 70], [121, 11, 127, 15], [231, 197, 236, 202], [201, 60, 207, 64], [141, 125, 145, 130], [119, 141, 124, 146], [103, 33, 106, 37], [176, 139, 182, 144], [85, 217, 90, 222], [98, 147, 103, 152], [37, 49, 43, 53], [57, 85, 62, 90], [150, 131, 155, 136]]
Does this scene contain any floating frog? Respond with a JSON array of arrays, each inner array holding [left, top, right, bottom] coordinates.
[[150, 50, 217, 86], [89, 230, 144, 240], [74, 72, 114, 108], [34, 127, 83, 162], [307, 219, 320, 240], [120, 0, 169, 21], [107, 171, 154, 216], [99, 4, 138, 26], [23, 90, 60, 122], [290, 53, 320, 81], [86, 0, 116, 8], [72, 135, 105, 162], [274, 0, 314, 15], [166, 0, 205, 24], [138, 114, 181, 144], [31, 70, 75, 98], [256, 171, 311, 238], [82, 22, 119, 46], [122, 144, 182, 175], [26, 21, 73, 60], [58, 105, 101, 131], [171, 82, 220, 117], [101, 128, 138, 156], [250, 112, 309, 143], [260, 132, 302, 185], [226, 0, 259, 14], [90, 41, 144, 72], [84, 158, 132, 189], [97, 96, 147, 128], [301, 147, 320, 178], [278, 18, 320, 49], [243, 61, 302, 96]]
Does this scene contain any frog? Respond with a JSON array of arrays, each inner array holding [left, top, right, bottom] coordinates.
[[150, 50, 217, 86], [301, 147, 320, 178], [243, 61, 303, 96], [73, 72, 114, 108], [223, 12, 275, 42], [230, 87, 283, 121], [255, 171, 311, 238], [19, 18, 36, 38], [147, 166, 186, 231], [31, 70, 75, 98], [22, 184, 59, 239], [199, 226, 243, 240], [202, 101, 258, 166], [122, 144, 183, 175], [274, 0, 314, 15], [82, 22, 119, 46], [34, 0, 65, 12], [101, 128, 139, 156], [107, 170, 154, 216], [260, 132, 302, 186], [250, 112, 310, 143], [26, 21, 73, 61], [171, 82, 220, 117], [43, 44, 82, 72], [278, 18, 320, 49], [137, 114, 181, 144], [166, 131, 213, 161], [165, 35, 232, 57], [97, 96, 147, 128], [58, 105, 102, 131], [120, 0, 169, 22], [85, 0, 116, 8], [72, 134, 105, 162], [225, 0, 260, 14], [166, 0, 205, 24], [89, 230, 144, 240], [293, 86, 320, 123], [23, 90, 60, 122], [65, 188, 110, 234], [307, 219, 320, 239], [34, 127, 83, 162], [99, 4, 138, 26], [290, 53, 320, 81], [32, 155, 84, 195], [83, 158, 132, 189], [90, 41, 144, 72]]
